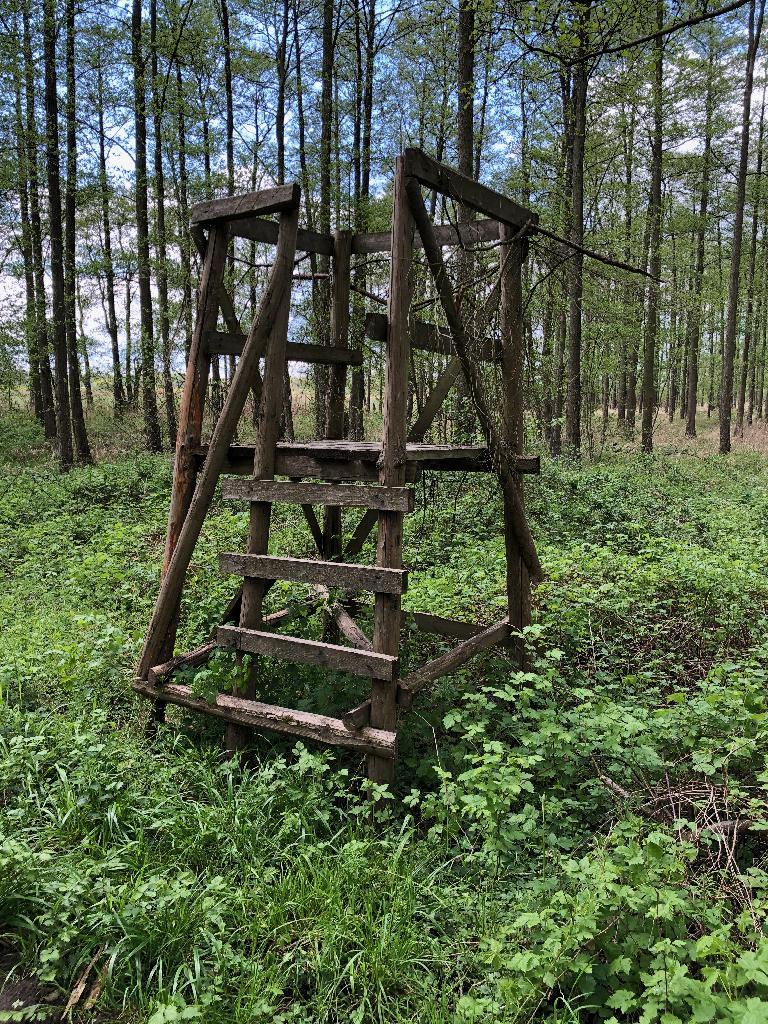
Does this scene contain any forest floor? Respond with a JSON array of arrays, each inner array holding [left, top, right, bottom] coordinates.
[[2, 401, 768, 1023]]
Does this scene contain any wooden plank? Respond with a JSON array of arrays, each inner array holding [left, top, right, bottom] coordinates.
[[397, 617, 511, 706], [205, 330, 363, 365], [403, 148, 537, 230], [405, 177, 543, 582], [217, 625, 397, 680], [350, 217, 501, 255], [190, 184, 300, 225], [220, 553, 408, 594], [196, 443, 536, 478], [132, 679, 396, 758], [409, 611, 488, 641], [365, 312, 499, 361], [222, 478, 414, 512], [226, 214, 334, 255], [343, 699, 371, 731], [136, 204, 300, 682], [368, 153, 414, 786]]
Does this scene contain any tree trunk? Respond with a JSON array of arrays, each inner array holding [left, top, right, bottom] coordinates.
[[12, 19, 42, 421], [26, 0, 57, 439], [43, 0, 74, 470], [96, 62, 125, 417], [720, 0, 765, 454], [274, 0, 295, 441], [150, 0, 176, 445], [315, 0, 334, 435], [175, 64, 193, 361], [640, 0, 664, 454], [64, 0, 92, 464], [564, 0, 591, 455], [737, 88, 766, 436], [132, 0, 162, 452], [685, 35, 715, 438]]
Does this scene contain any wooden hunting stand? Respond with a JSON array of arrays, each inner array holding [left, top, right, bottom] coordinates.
[[134, 148, 542, 785]]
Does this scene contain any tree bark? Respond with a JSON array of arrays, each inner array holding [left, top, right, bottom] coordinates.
[[736, 88, 766, 435], [150, 0, 176, 445], [720, 0, 765, 453], [12, 17, 42, 421], [640, 0, 664, 453], [96, 61, 125, 417], [43, 0, 74, 470], [64, 0, 92, 464], [132, 0, 162, 452], [685, 34, 715, 438], [564, 0, 591, 455], [22, 1, 56, 438]]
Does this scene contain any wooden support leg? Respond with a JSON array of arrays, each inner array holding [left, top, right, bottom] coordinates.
[[227, 208, 299, 754], [322, 231, 353, 575], [499, 225, 532, 655], [149, 225, 228, 721], [368, 157, 414, 786], [136, 205, 300, 683]]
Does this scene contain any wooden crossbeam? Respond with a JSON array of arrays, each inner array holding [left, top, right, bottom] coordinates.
[[205, 330, 363, 365], [350, 218, 501, 255], [196, 444, 542, 479], [409, 611, 492, 641], [365, 311, 499, 361], [217, 625, 397, 680], [397, 617, 511, 707], [132, 679, 397, 758], [222, 478, 414, 512], [225, 215, 334, 255], [403, 149, 537, 230], [219, 553, 408, 594], [190, 184, 300, 225]]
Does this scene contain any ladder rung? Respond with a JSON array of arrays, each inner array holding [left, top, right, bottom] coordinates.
[[190, 184, 299, 225], [222, 478, 414, 512], [205, 330, 363, 365], [132, 678, 396, 757], [217, 625, 397, 680], [219, 553, 408, 594]]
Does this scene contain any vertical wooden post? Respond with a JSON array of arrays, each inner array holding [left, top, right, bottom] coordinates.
[[368, 157, 414, 785], [499, 224, 531, 646], [323, 230, 352, 561], [152, 224, 228, 707], [227, 204, 300, 754]]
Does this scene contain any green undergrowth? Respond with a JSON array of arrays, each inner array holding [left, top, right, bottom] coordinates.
[[2, 414, 768, 1022]]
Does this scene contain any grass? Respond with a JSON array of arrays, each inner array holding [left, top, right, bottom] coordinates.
[[2, 401, 768, 1021]]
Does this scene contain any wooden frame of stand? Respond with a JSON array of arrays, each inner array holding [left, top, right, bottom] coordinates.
[[133, 149, 542, 784]]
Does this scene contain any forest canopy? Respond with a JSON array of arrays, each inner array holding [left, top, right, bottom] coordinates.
[[1, 0, 767, 462]]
